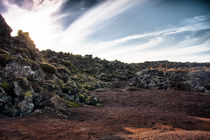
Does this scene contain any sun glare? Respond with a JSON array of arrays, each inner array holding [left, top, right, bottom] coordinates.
[[2, 0, 64, 50]]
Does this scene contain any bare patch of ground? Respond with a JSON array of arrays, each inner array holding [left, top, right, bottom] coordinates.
[[0, 88, 210, 140]]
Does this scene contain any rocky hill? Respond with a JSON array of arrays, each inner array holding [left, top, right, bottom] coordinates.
[[0, 14, 210, 117]]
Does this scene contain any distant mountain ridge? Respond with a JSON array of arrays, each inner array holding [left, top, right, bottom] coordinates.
[[0, 14, 209, 117]]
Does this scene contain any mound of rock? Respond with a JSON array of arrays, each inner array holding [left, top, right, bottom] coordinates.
[[133, 69, 210, 92], [133, 69, 171, 90]]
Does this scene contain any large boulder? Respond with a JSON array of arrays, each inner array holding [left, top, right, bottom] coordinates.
[[17, 96, 34, 116], [39, 95, 67, 112]]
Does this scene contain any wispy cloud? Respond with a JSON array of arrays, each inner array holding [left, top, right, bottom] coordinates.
[[95, 37, 163, 59], [84, 15, 210, 62], [58, 0, 146, 51], [105, 39, 210, 63], [88, 21, 210, 52], [181, 15, 208, 24]]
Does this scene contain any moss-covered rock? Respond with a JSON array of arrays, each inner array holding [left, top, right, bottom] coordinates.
[[62, 81, 79, 95], [57, 66, 70, 74], [0, 49, 9, 54], [0, 54, 15, 66], [57, 80, 64, 88], [60, 59, 71, 66], [40, 63, 56, 74], [24, 90, 32, 97], [83, 67, 95, 73], [78, 93, 100, 105], [42, 82, 56, 92], [30, 82, 41, 93], [15, 48, 30, 58], [47, 95, 67, 111], [82, 84, 97, 91], [79, 93, 88, 103], [0, 82, 13, 93], [15, 76, 30, 90], [60, 59, 78, 72], [65, 100, 79, 107]]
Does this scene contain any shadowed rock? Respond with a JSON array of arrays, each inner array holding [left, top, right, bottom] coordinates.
[[0, 14, 12, 37]]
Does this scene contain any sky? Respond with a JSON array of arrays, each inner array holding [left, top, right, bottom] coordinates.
[[0, 0, 210, 63]]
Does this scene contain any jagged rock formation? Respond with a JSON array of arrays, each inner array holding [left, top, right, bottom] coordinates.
[[0, 14, 210, 117], [132, 68, 210, 92]]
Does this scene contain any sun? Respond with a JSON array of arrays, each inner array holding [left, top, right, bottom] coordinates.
[[2, 0, 64, 50]]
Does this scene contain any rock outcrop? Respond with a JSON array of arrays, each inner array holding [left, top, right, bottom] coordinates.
[[132, 69, 210, 92], [0, 15, 12, 37], [0, 15, 102, 116]]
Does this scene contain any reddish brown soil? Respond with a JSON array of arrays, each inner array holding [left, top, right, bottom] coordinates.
[[0, 88, 210, 140]]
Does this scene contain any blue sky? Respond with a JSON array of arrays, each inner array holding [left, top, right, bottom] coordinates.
[[1, 0, 210, 63]]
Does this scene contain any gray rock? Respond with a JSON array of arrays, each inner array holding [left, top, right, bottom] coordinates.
[[13, 81, 24, 96], [33, 109, 43, 115], [0, 15, 12, 37], [134, 70, 170, 90], [133, 69, 210, 92], [0, 87, 11, 104], [33, 93, 42, 106], [17, 97, 34, 116], [49, 95, 67, 111], [3, 63, 45, 82]]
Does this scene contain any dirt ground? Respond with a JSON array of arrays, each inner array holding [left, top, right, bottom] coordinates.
[[0, 88, 210, 140]]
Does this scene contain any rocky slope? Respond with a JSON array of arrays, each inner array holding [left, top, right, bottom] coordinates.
[[0, 14, 210, 117], [0, 15, 103, 117]]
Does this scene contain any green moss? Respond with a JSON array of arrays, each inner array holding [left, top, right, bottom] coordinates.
[[65, 101, 79, 107], [79, 93, 88, 102], [78, 93, 101, 105], [60, 59, 71, 66], [40, 63, 56, 74], [83, 67, 94, 73], [79, 93, 86, 98], [45, 80, 55, 85], [0, 82, 13, 93], [71, 74, 85, 83], [24, 90, 32, 97], [60, 59, 78, 72], [0, 49, 9, 54], [82, 84, 97, 91]]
